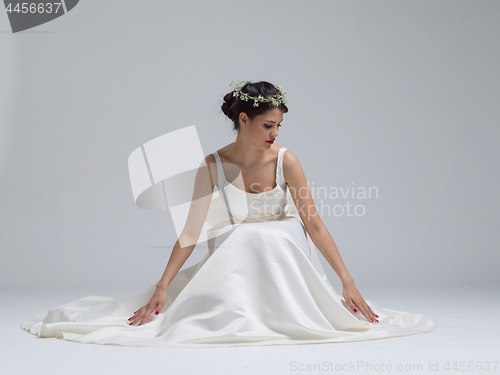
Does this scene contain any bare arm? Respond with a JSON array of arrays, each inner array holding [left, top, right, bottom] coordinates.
[[155, 239, 196, 291], [283, 150, 379, 323], [129, 154, 216, 325], [155, 154, 216, 290]]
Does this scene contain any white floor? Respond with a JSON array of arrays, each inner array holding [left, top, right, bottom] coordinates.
[[2, 282, 499, 375]]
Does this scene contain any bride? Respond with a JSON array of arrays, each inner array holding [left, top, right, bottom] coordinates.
[[129, 80, 379, 327], [21, 80, 436, 347]]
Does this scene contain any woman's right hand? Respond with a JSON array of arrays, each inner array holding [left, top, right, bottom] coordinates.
[[128, 284, 167, 326]]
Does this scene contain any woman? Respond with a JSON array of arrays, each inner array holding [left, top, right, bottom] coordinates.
[[130, 80, 379, 325], [21, 81, 436, 347]]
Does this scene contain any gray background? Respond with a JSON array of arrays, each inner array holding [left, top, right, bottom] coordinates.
[[1, 0, 498, 294]]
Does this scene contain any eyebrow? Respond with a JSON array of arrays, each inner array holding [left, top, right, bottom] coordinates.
[[265, 120, 283, 124]]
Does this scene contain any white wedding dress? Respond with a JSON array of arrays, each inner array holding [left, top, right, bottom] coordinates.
[[21, 146, 437, 348]]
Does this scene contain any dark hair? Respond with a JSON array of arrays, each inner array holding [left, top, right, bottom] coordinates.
[[221, 81, 289, 131]]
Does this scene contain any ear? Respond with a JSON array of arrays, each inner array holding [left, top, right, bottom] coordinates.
[[239, 112, 249, 127]]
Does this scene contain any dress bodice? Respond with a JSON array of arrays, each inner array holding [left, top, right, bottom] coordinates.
[[206, 147, 297, 226]]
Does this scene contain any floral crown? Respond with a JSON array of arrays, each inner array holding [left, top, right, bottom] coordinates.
[[229, 80, 288, 108]]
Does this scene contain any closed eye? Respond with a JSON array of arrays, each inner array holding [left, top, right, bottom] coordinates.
[[264, 124, 282, 129]]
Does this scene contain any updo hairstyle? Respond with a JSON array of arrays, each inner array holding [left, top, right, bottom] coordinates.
[[221, 81, 289, 131]]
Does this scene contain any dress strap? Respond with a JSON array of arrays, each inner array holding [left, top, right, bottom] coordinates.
[[276, 147, 288, 187], [213, 151, 226, 189], [212, 151, 235, 225]]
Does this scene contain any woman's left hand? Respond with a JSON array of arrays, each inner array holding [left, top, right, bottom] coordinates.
[[342, 280, 379, 323]]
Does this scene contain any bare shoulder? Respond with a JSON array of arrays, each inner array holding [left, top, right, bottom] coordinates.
[[274, 143, 288, 156], [282, 147, 300, 167], [204, 153, 216, 165], [215, 143, 235, 160], [281, 148, 303, 185], [203, 153, 217, 191]]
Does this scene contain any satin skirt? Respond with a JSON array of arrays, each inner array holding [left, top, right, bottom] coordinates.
[[21, 216, 437, 348]]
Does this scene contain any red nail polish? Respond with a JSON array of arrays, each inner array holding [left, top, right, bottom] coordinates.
[[155, 311, 159, 315], [354, 309, 357, 312]]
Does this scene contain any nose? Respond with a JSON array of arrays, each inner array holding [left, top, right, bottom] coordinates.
[[271, 127, 279, 138]]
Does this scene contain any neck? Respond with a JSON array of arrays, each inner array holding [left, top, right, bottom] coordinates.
[[229, 134, 272, 166]]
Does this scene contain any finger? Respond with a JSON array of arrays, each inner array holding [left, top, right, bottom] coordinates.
[[129, 308, 142, 323], [345, 298, 358, 313], [364, 304, 379, 322], [155, 303, 163, 315], [128, 312, 135, 323], [368, 305, 379, 319], [139, 305, 157, 326], [131, 307, 143, 318], [356, 303, 370, 321], [130, 308, 147, 326], [360, 304, 378, 323], [138, 312, 150, 326], [130, 311, 142, 326], [358, 306, 373, 323], [155, 302, 165, 316], [136, 306, 146, 313], [133, 310, 147, 326], [129, 314, 140, 324]]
